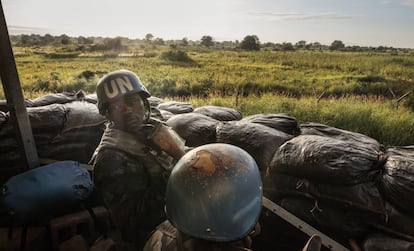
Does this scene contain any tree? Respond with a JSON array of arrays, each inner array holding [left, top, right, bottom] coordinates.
[[181, 37, 189, 46], [145, 33, 154, 42], [200, 35, 214, 47], [240, 35, 260, 50], [295, 40, 307, 49], [330, 40, 345, 50]]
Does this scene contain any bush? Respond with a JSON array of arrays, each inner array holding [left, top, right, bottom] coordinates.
[[160, 50, 193, 63]]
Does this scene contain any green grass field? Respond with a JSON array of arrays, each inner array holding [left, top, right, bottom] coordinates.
[[2, 43, 414, 146]]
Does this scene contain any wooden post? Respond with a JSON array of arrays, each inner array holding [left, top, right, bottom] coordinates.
[[0, 2, 39, 168]]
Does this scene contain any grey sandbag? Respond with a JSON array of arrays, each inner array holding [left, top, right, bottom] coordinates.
[[266, 173, 385, 220], [193, 105, 242, 121], [0, 111, 8, 128], [242, 113, 300, 136], [166, 113, 219, 147], [157, 101, 195, 114], [216, 120, 293, 172], [300, 122, 382, 153], [380, 146, 414, 213], [363, 233, 414, 251], [280, 197, 369, 238], [270, 135, 382, 185], [0, 103, 67, 137]]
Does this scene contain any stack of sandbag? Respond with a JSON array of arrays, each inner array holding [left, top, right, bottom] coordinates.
[[0, 92, 106, 167], [266, 122, 414, 250], [164, 103, 299, 173]]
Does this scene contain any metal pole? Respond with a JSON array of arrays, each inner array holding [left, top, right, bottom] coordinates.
[[0, 1, 39, 168]]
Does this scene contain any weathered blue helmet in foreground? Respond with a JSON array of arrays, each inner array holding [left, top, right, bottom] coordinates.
[[165, 143, 262, 242], [96, 69, 150, 115]]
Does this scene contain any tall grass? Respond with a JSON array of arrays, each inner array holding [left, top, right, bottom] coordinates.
[[185, 94, 414, 146]]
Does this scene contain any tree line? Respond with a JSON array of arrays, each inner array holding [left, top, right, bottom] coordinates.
[[9, 33, 406, 52]]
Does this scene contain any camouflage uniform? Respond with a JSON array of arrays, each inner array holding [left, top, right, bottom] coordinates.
[[143, 220, 254, 251], [91, 120, 175, 250]]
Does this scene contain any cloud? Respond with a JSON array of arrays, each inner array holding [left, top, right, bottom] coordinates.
[[7, 25, 51, 35], [249, 11, 354, 21], [402, 0, 414, 7]]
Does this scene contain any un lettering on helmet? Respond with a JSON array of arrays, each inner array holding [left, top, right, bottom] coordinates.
[[103, 76, 135, 99]]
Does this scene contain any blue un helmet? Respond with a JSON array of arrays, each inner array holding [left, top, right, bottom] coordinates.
[[165, 143, 262, 242], [96, 69, 151, 116]]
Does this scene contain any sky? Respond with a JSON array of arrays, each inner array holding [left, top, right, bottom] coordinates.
[[2, 0, 414, 48]]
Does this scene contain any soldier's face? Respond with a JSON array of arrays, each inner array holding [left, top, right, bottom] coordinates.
[[108, 93, 146, 133]]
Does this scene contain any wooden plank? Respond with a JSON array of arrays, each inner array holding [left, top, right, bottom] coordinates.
[[0, 2, 39, 169], [262, 196, 350, 251]]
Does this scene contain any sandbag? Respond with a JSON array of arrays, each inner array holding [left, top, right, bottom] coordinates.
[[29, 92, 78, 107], [166, 113, 219, 147], [280, 197, 369, 238], [0, 103, 67, 137], [270, 135, 382, 185], [38, 142, 94, 163], [193, 105, 242, 121], [148, 96, 164, 107], [216, 121, 293, 172], [2, 160, 93, 220], [300, 122, 382, 152], [160, 109, 175, 121], [369, 201, 414, 240], [62, 101, 106, 133], [157, 101, 195, 114], [380, 146, 414, 213], [242, 113, 300, 136], [363, 233, 414, 251], [265, 173, 385, 220]]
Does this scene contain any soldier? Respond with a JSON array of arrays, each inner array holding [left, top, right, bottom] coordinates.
[[143, 143, 263, 251], [143, 143, 322, 251], [90, 69, 186, 250]]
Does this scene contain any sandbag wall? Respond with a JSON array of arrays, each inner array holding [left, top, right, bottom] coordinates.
[[2, 92, 414, 250], [0, 92, 106, 167]]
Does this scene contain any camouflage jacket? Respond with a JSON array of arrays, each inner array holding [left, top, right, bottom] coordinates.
[[91, 123, 175, 249], [143, 220, 254, 251]]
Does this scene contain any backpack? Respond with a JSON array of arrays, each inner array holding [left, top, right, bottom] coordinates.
[[2, 160, 93, 220]]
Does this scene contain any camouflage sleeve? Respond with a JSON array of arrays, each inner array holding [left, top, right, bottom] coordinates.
[[93, 149, 167, 246]]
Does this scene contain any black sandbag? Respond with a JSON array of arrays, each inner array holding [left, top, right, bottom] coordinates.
[[300, 122, 382, 152], [266, 173, 385, 220], [216, 121, 293, 172], [242, 113, 300, 136], [369, 201, 414, 240], [380, 146, 414, 213], [37, 142, 94, 163], [166, 113, 219, 147], [0, 137, 19, 152], [0, 111, 8, 128], [363, 233, 414, 251], [62, 101, 106, 133], [280, 197, 369, 238], [52, 126, 105, 149], [0, 99, 34, 111], [0, 149, 23, 167], [193, 105, 242, 121], [83, 93, 98, 104], [157, 101, 195, 114], [148, 96, 164, 107], [270, 135, 382, 185], [160, 109, 175, 121], [33, 132, 56, 147], [29, 92, 79, 107], [0, 103, 67, 137]]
